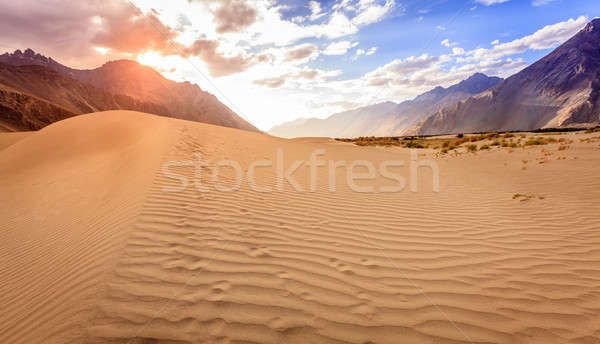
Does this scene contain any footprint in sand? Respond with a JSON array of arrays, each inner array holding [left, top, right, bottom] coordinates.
[[351, 302, 376, 319], [329, 258, 354, 275], [267, 317, 286, 331], [208, 280, 231, 301], [174, 218, 187, 227], [277, 271, 290, 279], [247, 246, 272, 258], [360, 258, 379, 269], [207, 318, 227, 336]]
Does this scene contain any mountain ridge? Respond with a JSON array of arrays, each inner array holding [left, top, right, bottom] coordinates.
[[414, 18, 600, 135], [268, 73, 502, 138], [0, 49, 259, 132]]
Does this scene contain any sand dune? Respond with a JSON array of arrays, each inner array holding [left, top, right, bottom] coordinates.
[[2, 111, 600, 344]]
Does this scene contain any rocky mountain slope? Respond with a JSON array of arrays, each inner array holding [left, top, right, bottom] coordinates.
[[0, 49, 259, 132], [415, 18, 600, 135], [0, 63, 170, 131], [268, 73, 502, 138], [0, 83, 75, 131]]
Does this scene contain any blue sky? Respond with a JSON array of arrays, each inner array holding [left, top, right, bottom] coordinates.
[[0, 0, 597, 129], [292, 0, 598, 79]]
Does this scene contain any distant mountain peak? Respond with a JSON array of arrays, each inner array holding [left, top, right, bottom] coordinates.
[[466, 72, 489, 80], [0, 48, 259, 132], [1, 48, 50, 63], [269, 73, 502, 138], [583, 18, 600, 33]]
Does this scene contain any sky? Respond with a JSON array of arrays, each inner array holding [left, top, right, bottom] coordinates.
[[0, 0, 598, 130]]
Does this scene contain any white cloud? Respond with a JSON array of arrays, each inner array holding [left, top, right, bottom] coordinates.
[[491, 39, 499, 45], [309, 1, 325, 21], [323, 40, 359, 55], [475, 0, 510, 5], [441, 38, 458, 47], [333, 0, 356, 12], [291, 16, 306, 23], [463, 16, 587, 62], [352, 0, 395, 25], [452, 47, 465, 55], [532, 0, 557, 6], [436, 25, 446, 31], [363, 54, 450, 85], [353, 46, 377, 60]]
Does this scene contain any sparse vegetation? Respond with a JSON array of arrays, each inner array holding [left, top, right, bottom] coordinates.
[[585, 126, 600, 133], [405, 141, 425, 149], [336, 136, 432, 148], [513, 193, 545, 202], [524, 137, 549, 146], [337, 130, 570, 153]]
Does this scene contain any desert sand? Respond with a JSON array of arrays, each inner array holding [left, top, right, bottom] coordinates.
[[1, 111, 600, 344]]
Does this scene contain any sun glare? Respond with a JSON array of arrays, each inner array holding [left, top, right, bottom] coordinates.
[[91, 15, 102, 25], [136, 51, 168, 69], [93, 47, 109, 55]]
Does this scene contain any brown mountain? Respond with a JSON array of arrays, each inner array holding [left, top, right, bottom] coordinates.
[[0, 83, 75, 131], [0, 49, 259, 132], [268, 73, 501, 138], [415, 18, 600, 135], [0, 63, 171, 131]]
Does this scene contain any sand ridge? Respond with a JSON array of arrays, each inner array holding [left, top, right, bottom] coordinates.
[[1, 111, 600, 343]]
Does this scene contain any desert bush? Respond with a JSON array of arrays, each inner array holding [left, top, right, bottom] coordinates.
[[480, 144, 490, 150], [405, 141, 425, 148], [524, 138, 548, 146], [585, 127, 600, 133], [467, 144, 477, 152], [456, 133, 464, 138]]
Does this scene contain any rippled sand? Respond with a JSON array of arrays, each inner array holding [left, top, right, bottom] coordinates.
[[2, 111, 600, 344]]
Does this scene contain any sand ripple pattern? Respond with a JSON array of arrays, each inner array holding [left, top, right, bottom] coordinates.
[[87, 125, 600, 344]]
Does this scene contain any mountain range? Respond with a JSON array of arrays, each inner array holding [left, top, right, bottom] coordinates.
[[2, 18, 599, 136], [271, 18, 600, 138], [0, 49, 258, 132], [269, 73, 502, 138], [415, 18, 600, 135]]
